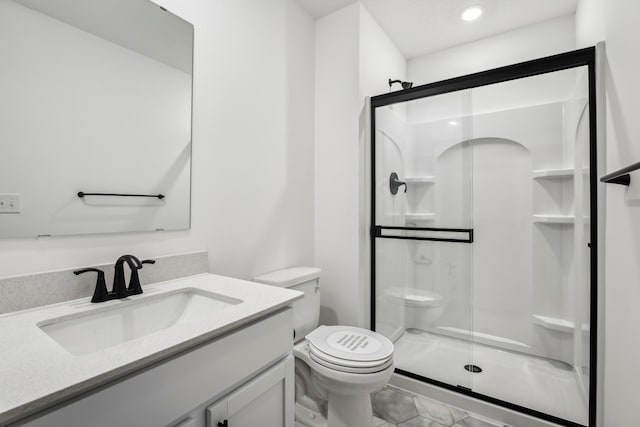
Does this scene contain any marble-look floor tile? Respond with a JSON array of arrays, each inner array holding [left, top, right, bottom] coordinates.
[[414, 394, 468, 425], [373, 415, 395, 426], [398, 415, 448, 427], [372, 387, 419, 424], [453, 416, 502, 427], [370, 385, 506, 427]]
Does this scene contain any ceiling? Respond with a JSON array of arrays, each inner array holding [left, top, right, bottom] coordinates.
[[295, 0, 579, 59]]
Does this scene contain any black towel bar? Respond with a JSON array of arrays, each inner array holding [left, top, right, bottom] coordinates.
[[600, 160, 640, 186], [77, 192, 165, 200]]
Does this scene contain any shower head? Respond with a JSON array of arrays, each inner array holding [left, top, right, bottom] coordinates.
[[389, 79, 413, 90]]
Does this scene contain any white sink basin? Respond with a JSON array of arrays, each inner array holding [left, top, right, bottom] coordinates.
[[38, 288, 242, 355]]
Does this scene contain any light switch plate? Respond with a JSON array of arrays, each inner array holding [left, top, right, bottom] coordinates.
[[0, 194, 21, 214]]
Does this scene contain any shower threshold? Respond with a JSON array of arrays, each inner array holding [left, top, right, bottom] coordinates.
[[393, 329, 588, 426]]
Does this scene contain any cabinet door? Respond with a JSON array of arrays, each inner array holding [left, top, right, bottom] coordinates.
[[207, 355, 294, 427]]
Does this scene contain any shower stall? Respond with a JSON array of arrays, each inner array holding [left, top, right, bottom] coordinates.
[[370, 48, 597, 427]]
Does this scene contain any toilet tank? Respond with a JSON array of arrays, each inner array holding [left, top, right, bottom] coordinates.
[[253, 267, 321, 342]]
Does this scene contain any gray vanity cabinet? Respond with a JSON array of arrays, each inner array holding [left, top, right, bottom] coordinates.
[[21, 309, 294, 427], [169, 355, 294, 427]]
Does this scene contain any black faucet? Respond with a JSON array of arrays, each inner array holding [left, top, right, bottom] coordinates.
[[74, 255, 156, 303], [113, 255, 143, 298]]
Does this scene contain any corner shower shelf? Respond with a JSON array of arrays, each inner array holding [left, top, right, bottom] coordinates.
[[533, 315, 590, 333], [405, 176, 436, 185], [405, 213, 436, 222], [532, 214, 574, 224], [533, 315, 573, 333], [532, 168, 574, 179]]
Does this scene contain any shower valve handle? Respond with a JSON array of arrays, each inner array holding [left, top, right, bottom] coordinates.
[[390, 172, 407, 195]]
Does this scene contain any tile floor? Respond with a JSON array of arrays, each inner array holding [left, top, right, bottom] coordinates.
[[371, 385, 505, 427]]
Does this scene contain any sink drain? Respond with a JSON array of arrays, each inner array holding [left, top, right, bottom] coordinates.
[[464, 364, 482, 373]]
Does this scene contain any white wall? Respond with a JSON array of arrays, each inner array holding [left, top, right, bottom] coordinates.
[[575, 0, 605, 46], [408, 15, 576, 86], [576, 1, 640, 425], [315, 2, 406, 327], [0, 0, 315, 282], [314, 4, 360, 326]]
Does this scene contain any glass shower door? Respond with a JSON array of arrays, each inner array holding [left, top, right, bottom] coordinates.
[[465, 66, 591, 426], [372, 88, 475, 390], [370, 49, 597, 427]]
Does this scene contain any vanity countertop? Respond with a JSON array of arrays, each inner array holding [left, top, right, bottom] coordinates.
[[0, 273, 302, 426]]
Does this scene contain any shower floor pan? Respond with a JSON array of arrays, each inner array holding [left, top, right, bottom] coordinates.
[[393, 329, 587, 425]]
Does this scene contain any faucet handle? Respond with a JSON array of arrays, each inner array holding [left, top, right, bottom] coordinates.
[[127, 259, 156, 295], [113, 255, 143, 298], [74, 268, 109, 303], [118, 254, 142, 269]]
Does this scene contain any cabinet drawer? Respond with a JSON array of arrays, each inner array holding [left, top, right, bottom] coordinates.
[[22, 308, 293, 427]]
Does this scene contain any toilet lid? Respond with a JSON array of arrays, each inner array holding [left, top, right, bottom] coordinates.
[[306, 326, 394, 369]]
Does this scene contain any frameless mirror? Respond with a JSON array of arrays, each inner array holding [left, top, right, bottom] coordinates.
[[0, 0, 193, 238]]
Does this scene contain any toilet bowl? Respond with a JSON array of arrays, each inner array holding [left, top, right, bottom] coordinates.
[[384, 287, 444, 330], [253, 268, 395, 427], [295, 326, 394, 427]]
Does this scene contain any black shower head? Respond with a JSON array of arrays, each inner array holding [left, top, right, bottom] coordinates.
[[389, 79, 413, 90]]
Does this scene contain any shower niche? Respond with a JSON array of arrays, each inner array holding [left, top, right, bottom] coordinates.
[[371, 49, 597, 427]]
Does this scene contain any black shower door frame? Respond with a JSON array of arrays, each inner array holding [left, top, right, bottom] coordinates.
[[369, 47, 598, 427]]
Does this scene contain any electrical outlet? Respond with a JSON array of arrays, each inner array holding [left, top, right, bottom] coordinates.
[[0, 194, 21, 214]]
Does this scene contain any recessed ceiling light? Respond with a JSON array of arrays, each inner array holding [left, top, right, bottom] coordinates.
[[461, 6, 483, 22], [448, 121, 459, 126]]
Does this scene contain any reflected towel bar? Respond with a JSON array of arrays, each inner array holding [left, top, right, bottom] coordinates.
[[600, 160, 640, 186], [77, 192, 165, 200]]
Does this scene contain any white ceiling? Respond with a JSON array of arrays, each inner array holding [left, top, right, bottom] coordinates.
[[296, 0, 357, 18], [295, 0, 579, 59]]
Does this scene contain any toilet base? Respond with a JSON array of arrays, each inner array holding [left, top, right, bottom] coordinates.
[[295, 402, 327, 427], [327, 390, 373, 427]]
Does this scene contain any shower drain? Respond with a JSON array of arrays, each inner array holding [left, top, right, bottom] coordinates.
[[464, 364, 483, 373]]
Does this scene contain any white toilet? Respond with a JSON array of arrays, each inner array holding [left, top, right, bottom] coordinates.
[[254, 267, 394, 427]]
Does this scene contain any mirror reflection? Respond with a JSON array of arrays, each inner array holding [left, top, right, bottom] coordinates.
[[0, 0, 193, 238]]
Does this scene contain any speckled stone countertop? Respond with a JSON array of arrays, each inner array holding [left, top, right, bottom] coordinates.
[[0, 273, 302, 426]]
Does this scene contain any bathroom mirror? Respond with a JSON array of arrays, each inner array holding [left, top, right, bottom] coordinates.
[[0, 0, 193, 238]]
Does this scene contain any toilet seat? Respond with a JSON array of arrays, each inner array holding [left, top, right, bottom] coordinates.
[[306, 326, 393, 373], [309, 351, 394, 374]]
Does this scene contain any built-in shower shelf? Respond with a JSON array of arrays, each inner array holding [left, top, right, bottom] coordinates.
[[532, 168, 574, 179], [405, 213, 436, 222], [532, 214, 574, 224], [405, 176, 436, 184], [533, 315, 590, 333], [533, 315, 573, 333]]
